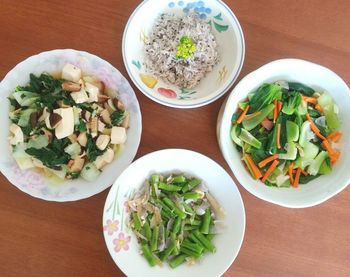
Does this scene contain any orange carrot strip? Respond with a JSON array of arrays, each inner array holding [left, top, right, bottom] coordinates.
[[330, 150, 340, 165], [288, 163, 294, 184], [322, 139, 335, 156], [327, 131, 342, 143], [258, 154, 279, 168], [315, 104, 323, 113], [261, 118, 273, 130], [245, 154, 262, 179], [306, 113, 326, 140], [277, 101, 283, 114], [276, 123, 281, 149], [244, 111, 262, 121], [236, 105, 249, 124], [273, 99, 278, 123], [302, 96, 318, 105], [292, 168, 301, 188], [300, 169, 308, 176], [261, 160, 279, 183]]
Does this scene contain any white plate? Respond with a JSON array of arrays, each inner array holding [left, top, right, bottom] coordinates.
[[122, 0, 245, 108], [103, 149, 245, 277], [218, 58, 350, 208], [0, 49, 142, 201]]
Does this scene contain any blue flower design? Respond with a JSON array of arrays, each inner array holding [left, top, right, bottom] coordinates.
[[170, 1, 212, 16], [168, 2, 175, 8], [178, 1, 184, 6]]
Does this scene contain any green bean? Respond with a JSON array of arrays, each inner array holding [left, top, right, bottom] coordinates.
[[141, 243, 157, 266], [151, 174, 160, 184], [172, 175, 187, 183], [169, 254, 187, 268], [183, 192, 202, 200], [184, 225, 199, 231], [156, 200, 175, 218], [160, 238, 176, 261], [132, 212, 142, 231], [206, 234, 215, 242], [181, 239, 204, 254], [180, 246, 202, 258], [200, 208, 211, 234], [193, 230, 216, 253], [185, 218, 201, 226], [188, 233, 202, 245], [143, 221, 152, 241], [158, 182, 182, 192], [172, 217, 182, 235], [181, 178, 201, 193], [161, 209, 171, 221], [163, 197, 186, 219], [150, 225, 159, 252], [183, 202, 195, 215]]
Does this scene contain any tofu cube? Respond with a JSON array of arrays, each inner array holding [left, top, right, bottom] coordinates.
[[70, 87, 89, 104], [62, 63, 81, 82], [85, 82, 100, 103], [111, 126, 127, 144], [53, 107, 74, 139], [102, 148, 114, 163]]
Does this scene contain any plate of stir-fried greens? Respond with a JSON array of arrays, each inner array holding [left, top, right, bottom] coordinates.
[[218, 59, 350, 208], [102, 149, 245, 276]]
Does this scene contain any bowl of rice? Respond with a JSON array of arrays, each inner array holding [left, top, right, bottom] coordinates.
[[122, 0, 245, 108]]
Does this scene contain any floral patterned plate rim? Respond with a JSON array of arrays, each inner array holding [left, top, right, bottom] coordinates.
[[102, 148, 246, 276], [122, 0, 245, 108], [0, 49, 142, 201]]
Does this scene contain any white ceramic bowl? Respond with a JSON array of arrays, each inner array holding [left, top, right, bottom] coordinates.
[[0, 49, 142, 201], [218, 59, 350, 208], [103, 149, 245, 277], [122, 0, 245, 108]]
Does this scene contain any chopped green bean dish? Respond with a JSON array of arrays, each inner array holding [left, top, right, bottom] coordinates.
[[127, 173, 225, 268]]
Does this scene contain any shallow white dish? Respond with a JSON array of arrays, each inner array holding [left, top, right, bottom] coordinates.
[[218, 58, 350, 208], [103, 149, 245, 276], [0, 49, 142, 201], [122, 0, 245, 108]]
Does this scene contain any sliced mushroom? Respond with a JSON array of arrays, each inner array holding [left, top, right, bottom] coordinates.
[[70, 156, 85, 172], [98, 120, 106, 133], [105, 100, 116, 114], [77, 132, 87, 147], [90, 117, 98, 137], [68, 134, 78, 144], [100, 109, 111, 125], [121, 114, 130, 129], [39, 107, 50, 122], [95, 81, 105, 94], [30, 111, 39, 128], [81, 110, 91, 122], [62, 81, 82, 92], [50, 113, 63, 129], [98, 94, 109, 103]]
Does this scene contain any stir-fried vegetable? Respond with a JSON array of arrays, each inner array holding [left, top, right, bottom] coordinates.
[[128, 173, 223, 268], [8, 63, 130, 181], [230, 81, 342, 188]]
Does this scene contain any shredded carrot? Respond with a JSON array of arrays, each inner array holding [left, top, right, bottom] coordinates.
[[245, 154, 262, 179], [292, 168, 301, 188], [261, 118, 273, 130], [244, 111, 262, 121], [277, 101, 283, 114], [273, 99, 278, 123], [288, 163, 294, 184], [236, 105, 249, 124], [300, 169, 308, 176], [330, 150, 340, 165], [261, 160, 279, 183], [322, 139, 335, 156], [258, 154, 278, 168], [276, 123, 281, 149], [302, 96, 318, 105], [306, 113, 326, 140], [327, 131, 342, 143], [315, 104, 323, 113]]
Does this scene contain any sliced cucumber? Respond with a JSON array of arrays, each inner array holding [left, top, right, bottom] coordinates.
[[81, 163, 100, 181], [239, 128, 262, 149], [286, 120, 299, 142], [230, 124, 242, 147], [64, 142, 82, 159], [299, 121, 315, 147], [307, 151, 328, 176], [278, 142, 297, 160], [18, 109, 36, 127], [27, 135, 49, 149], [242, 104, 275, 131], [303, 141, 319, 160]]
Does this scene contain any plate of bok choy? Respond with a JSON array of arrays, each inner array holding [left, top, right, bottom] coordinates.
[[103, 149, 245, 276], [0, 49, 141, 201], [218, 59, 350, 208]]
